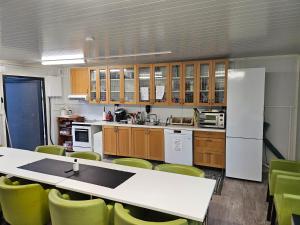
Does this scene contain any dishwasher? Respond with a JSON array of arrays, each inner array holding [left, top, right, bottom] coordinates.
[[164, 129, 193, 166]]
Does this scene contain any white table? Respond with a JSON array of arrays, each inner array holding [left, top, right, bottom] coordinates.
[[0, 147, 215, 222], [0, 147, 75, 185]]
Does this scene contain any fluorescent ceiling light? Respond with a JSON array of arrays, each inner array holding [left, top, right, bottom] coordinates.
[[90, 51, 172, 60], [41, 59, 86, 65], [42, 53, 84, 61]]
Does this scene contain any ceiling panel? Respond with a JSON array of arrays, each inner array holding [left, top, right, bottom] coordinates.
[[0, 0, 299, 65]]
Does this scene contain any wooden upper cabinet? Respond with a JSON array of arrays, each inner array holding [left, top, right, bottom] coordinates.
[[169, 63, 183, 105], [88, 68, 98, 103], [196, 61, 213, 106], [153, 64, 169, 105], [136, 64, 153, 104], [98, 67, 108, 104], [211, 60, 228, 106], [131, 128, 148, 159], [117, 127, 131, 156], [70, 68, 89, 95], [123, 66, 136, 104], [148, 129, 164, 161], [108, 66, 122, 104], [182, 62, 197, 105], [103, 126, 117, 155]]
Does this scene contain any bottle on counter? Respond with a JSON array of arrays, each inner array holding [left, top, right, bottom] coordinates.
[[73, 159, 79, 174]]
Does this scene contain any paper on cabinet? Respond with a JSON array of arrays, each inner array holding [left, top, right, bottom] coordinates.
[[156, 86, 165, 100], [140, 87, 149, 101]]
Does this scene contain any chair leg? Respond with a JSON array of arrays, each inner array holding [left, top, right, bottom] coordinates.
[[267, 195, 273, 221], [266, 186, 270, 202], [271, 203, 276, 225]]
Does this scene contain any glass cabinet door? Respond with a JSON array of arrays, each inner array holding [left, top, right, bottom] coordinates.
[[99, 68, 107, 103], [213, 61, 227, 105], [137, 65, 151, 104], [109, 68, 121, 103], [198, 62, 211, 105], [170, 64, 182, 104], [183, 63, 196, 104], [124, 66, 135, 103], [154, 64, 168, 104], [89, 68, 97, 103]]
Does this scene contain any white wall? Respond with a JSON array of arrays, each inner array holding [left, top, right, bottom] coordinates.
[[297, 57, 300, 160], [0, 63, 61, 146], [230, 55, 300, 161]]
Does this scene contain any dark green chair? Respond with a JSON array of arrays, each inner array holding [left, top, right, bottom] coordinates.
[[0, 177, 50, 225], [49, 189, 113, 225], [112, 158, 153, 169], [69, 151, 101, 161], [155, 164, 205, 177], [35, 145, 65, 156], [114, 203, 189, 225], [272, 175, 300, 225]]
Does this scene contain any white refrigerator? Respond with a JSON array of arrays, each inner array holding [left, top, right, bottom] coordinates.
[[226, 68, 265, 182]]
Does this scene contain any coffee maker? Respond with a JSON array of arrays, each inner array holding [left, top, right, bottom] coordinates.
[[114, 108, 127, 122]]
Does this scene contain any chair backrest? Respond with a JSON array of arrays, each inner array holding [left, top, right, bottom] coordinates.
[[0, 177, 49, 225], [112, 158, 153, 169], [69, 151, 101, 161], [155, 164, 205, 177], [114, 203, 188, 225], [49, 189, 109, 225], [35, 145, 65, 156]]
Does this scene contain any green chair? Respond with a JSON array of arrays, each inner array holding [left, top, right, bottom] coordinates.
[[112, 158, 153, 169], [0, 176, 50, 225], [35, 145, 65, 156], [272, 175, 300, 225], [267, 159, 300, 220], [69, 151, 101, 161], [155, 164, 205, 178], [114, 203, 188, 225], [49, 189, 113, 225]]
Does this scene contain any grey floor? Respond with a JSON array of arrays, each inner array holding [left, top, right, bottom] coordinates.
[[208, 176, 269, 225]]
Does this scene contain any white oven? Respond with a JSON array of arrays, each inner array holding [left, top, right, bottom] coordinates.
[[72, 123, 100, 151]]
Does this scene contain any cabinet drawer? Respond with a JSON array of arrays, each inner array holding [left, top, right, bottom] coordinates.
[[194, 152, 225, 169], [195, 137, 225, 154], [194, 131, 225, 139]]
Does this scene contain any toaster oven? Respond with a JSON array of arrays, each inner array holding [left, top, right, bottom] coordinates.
[[199, 112, 225, 129]]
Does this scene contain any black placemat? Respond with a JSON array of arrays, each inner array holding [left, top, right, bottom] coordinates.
[[69, 166, 135, 189], [18, 158, 89, 178], [18, 158, 135, 189], [293, 214, 300, 225]]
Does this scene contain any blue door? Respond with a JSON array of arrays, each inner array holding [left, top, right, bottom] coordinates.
[[3, 75, 47, 150]]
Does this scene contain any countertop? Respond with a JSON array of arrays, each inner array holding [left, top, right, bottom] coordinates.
[[72, 120, 226, 132]]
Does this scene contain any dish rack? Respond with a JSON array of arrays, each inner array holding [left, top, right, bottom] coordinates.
[[170, 117, 194, 126]]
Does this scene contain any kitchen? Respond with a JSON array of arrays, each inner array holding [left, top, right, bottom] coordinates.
[[0, 1, 299, 225]]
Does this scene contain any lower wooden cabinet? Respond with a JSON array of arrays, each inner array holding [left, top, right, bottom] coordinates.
[[103, 126, 131, 156], [193, 131, 225, 168], [132, 128, 164, 161], [103, 126, 118, 155], [148, 129, 164, 161], [117, 127, 132, 156], [131, 128, 148, 159], [103, 126, 164, 161]]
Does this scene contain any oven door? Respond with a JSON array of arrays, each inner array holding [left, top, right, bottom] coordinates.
[[199, 113, 218, 127], [72, 126, 91, 148]]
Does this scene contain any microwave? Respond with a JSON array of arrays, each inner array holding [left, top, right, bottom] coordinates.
[[199, 112, 225, 129]]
